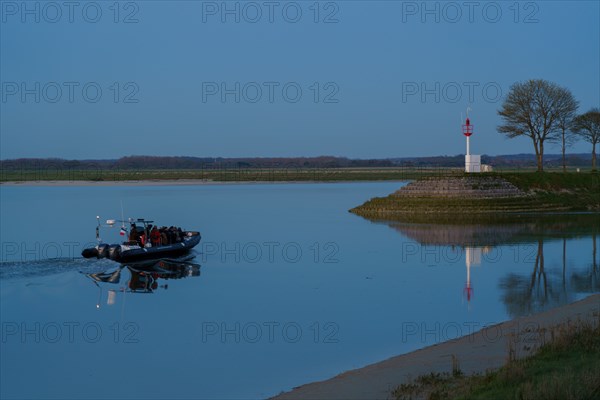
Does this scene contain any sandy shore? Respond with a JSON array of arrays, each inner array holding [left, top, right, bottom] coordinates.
[[273, 294, 600, 400]]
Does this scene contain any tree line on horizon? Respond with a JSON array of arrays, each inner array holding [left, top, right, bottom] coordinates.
[[0, 154, 594, 171], [498, 79, 600, 172], [0, 156, 393, 170]]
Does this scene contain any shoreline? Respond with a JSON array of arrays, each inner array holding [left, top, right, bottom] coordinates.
[[273, 294, 600, 400], [0, 179, 408, 187], [0, 179, 263, 187], [350, 174, 600, 220]]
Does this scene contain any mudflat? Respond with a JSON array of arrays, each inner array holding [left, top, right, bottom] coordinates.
[[274, 294, 600, 400]]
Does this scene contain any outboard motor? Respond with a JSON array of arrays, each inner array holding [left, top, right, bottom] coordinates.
[[108, 245, 122, 261], [97, 244, 110, 259], [81, 247, 99, 258]]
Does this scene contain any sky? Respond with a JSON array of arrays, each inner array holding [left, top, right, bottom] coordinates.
[[1, 0, 599, 159]]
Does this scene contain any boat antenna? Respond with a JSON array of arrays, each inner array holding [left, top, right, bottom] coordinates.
[[120, 201, 126, 232], [96, 216, 101, 243]]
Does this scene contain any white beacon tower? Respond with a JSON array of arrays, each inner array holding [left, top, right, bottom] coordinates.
[[462, 110, 481, 173]]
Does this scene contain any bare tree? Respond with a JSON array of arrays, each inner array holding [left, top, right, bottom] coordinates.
[[550, 93, 579, 172], [572, 108, 600, 171], [498, 80, 577, 172]]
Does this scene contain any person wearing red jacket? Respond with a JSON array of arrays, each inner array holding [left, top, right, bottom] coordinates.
[[150, 226, 161, 247]]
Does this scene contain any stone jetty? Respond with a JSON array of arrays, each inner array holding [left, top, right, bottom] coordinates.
[[392, 176, 525, 199]]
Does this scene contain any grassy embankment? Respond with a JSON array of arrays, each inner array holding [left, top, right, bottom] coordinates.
[[0, 167, 463, 182], [350, 172, 600, 222], [1, 166, 597, 183], [392, 323, 600, 400]]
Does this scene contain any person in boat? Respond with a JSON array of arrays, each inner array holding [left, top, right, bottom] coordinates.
[[129, 224, 139, 244], [160, 227, 169, 246], [171, 226, 181, 243], [167, 226, 176, 243], [150, 226, 161, 247]]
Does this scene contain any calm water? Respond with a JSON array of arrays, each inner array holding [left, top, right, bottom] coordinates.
[[1, 182, 598, 399]]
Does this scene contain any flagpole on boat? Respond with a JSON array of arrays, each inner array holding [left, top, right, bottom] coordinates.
[[96, 216, 101, 243], [120, 201, 127, 236]]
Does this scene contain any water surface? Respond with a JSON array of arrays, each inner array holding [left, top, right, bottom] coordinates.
[[1, 182, 598, 399]]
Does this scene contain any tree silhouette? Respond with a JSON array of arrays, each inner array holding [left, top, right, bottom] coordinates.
[[498, 80, 578, 172], [549, 96, 579, 172], [572, 108, 600, 171]]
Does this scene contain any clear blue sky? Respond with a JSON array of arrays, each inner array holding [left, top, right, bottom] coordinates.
[[1, 1, 599, 159]]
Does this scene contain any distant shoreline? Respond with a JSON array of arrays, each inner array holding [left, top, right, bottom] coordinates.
[[0, 179, 407, 187], [0, 180, 294, 187]]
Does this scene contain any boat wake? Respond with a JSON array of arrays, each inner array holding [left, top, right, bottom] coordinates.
[[0, 258, 117, 281], [0, 252, 200, 281]]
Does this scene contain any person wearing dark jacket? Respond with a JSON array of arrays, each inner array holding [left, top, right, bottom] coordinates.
[[160, 227, 169, 245], [129, 224, 139, 244]]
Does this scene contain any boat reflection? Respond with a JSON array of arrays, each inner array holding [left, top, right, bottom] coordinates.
[[385, 214, 600, 316], [127, 258, 200, 293], [85, 257, 201, 307]]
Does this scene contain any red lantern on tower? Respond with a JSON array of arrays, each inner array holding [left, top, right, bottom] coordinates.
[[462, 118, 473, 137], [462, 117, 474, 155]]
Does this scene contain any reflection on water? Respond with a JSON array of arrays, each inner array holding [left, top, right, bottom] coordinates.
[[500, 235, 598, 317], [85, 257, 201, 307], [571, 236, 598, 293], [127, 258, 200, 294], [386, 214, 600, 317]]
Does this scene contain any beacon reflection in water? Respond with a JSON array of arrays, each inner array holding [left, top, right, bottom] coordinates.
[[85, 258, 201, 307], [463, 246, 499, 305], [388, 214, 600, 316]]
